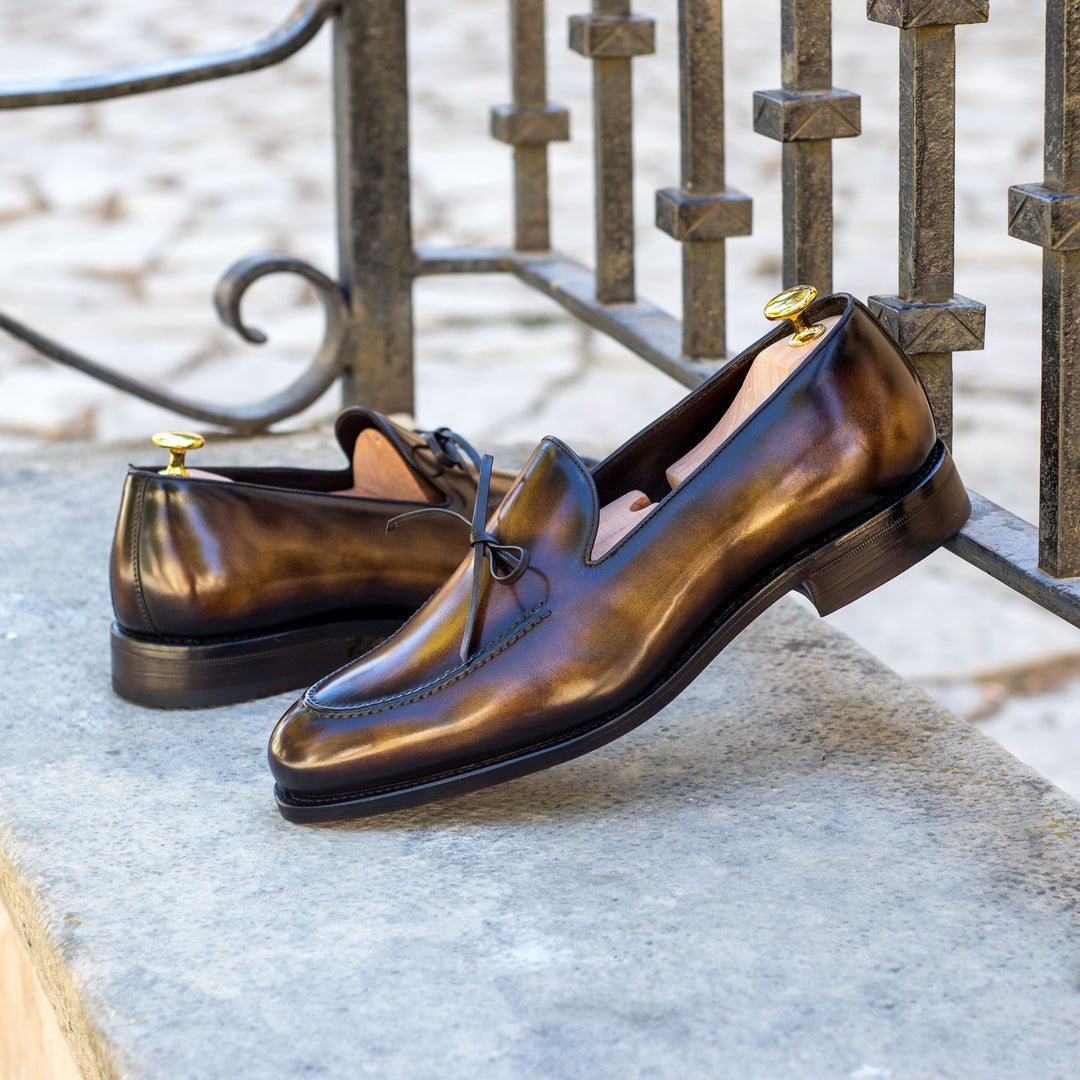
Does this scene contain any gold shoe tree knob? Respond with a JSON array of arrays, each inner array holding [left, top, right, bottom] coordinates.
[[153, 431, 204, 476], [763, 284, 826, 348]]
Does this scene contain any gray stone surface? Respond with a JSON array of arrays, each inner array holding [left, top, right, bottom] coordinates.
[[3, 433, 1080, 1080]]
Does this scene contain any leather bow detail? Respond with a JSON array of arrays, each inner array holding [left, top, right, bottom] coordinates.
[[388, 454, 529, 663], [416, 426, 484, 475]]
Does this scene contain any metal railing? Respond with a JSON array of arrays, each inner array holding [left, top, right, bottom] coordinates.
[[1, 0, 1079, 628]]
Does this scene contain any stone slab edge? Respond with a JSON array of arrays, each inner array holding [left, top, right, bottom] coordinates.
[[0, 838, 122, 1080], [3, 431, 1080, 1078]]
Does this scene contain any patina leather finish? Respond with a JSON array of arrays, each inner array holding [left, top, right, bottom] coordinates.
[[112, 410, 513, 638], [269, 296, 971, 818], [109, 409, 514, 707]]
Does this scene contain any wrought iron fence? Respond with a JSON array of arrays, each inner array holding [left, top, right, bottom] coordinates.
[[0, 0, 1078, 628]]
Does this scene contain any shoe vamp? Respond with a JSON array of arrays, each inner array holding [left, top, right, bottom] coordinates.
[[306, 438, 594, 707], [291, 440, 884, 793]]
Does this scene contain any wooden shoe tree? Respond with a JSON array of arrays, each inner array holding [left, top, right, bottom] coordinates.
[[153, 426, 441, 502], [592, 286, 839, 559], [343, 427, 441, 502], [592, 489, 658, 560]]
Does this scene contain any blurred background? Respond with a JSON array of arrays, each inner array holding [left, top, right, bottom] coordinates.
[[2, 0, 1077, 792]]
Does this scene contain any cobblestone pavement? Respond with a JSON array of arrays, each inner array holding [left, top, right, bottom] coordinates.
[[1, 0, 1078, 795]]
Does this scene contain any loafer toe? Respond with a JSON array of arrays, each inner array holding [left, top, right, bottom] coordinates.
[[268, 700, 333, 795]]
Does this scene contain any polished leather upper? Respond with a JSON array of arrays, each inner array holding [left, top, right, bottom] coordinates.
[[269, 296, 938, 797], [110, 410, 515, 639]]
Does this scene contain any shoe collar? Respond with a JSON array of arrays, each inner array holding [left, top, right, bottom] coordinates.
[[335, 407, 483, 487]]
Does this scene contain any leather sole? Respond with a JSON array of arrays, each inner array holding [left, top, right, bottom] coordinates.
[[274, 440, 970, 822], [112, 613, 408, 709]]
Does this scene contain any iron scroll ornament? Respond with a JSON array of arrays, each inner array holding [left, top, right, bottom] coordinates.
[[0, 254, 349, 433], [0, 0, 336, 108], [0, 0, 352, 432]]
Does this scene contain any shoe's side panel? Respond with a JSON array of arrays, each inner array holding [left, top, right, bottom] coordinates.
[[110, 473, 467, 640]]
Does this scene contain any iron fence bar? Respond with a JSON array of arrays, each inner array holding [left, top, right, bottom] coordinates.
[[866, 2, 988, 450], [414, 239, 1080, 627], [491, 1, 570, 252], [414, 247, 515, 275], [0, 0, 391, 430], [1008, 0, 1080, 577], [0, 0, 334, 108], [569, 1, 655, 303], [948, 493, 1080, 630], [414, 245, 715, 387], [5, 0, 1080, 632], [752, 0, 860, 294], [898, 27, 955, 304], [0, 254, 348, 432], [655, 0, 751, 360], [332, 0, 414, 414], [780, 0, 832, 292]]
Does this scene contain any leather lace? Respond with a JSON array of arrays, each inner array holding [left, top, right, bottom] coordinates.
[[416, 426, 484, 475], [387, 454, 529, 663]]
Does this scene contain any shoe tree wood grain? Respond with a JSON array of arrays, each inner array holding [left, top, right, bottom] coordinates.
[[153, 427, 441, 502], [592, 286, 839, 559], [345, 427, 441, 502]]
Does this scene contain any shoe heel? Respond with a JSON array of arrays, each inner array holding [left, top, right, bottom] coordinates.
[[798, 441, 970, 617], [110, 614, 406, 709]]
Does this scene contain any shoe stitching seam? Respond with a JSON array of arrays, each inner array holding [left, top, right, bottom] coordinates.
[[280, 553, 819, 808], [285, 443, 949, 811], [113, 608, 409, 648], [307, 602, 546, 711], [809, 513, 911, 580], [280, 582, 757, 807], [304, 589, 446, 698], [806, 455, 950, 579], [306, 603, 550, 716], [130, 477, 156, 634]]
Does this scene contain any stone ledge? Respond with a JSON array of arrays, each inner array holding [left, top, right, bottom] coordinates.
[[2, 433, 1080, 1079], [0, 901, 83, 1080]]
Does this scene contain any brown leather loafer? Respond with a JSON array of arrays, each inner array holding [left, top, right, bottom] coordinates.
[[268, 293, 971, 822], [110, 409, 515, 708]]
